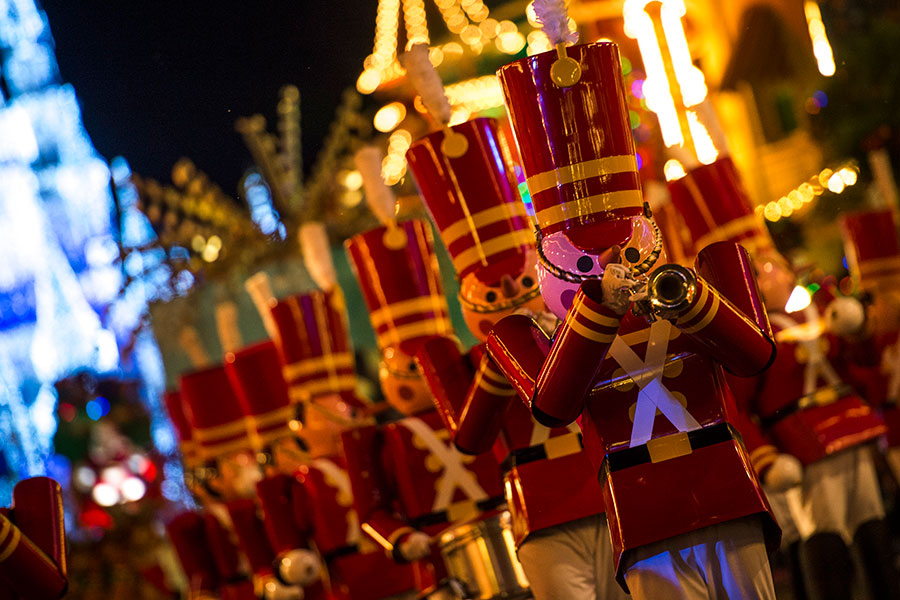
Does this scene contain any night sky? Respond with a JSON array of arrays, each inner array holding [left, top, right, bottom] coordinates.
[[40, 1, 377, 194]]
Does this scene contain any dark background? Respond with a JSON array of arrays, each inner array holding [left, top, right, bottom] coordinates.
[[40, 1, 377, 195]]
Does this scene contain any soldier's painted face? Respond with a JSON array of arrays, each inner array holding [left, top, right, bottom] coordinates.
[[301, 393, 358, 458], [205, 450, 261, 500], [537, 217, 662, 320], [379, 347, 434, 415], [459, 249, 545, 341]]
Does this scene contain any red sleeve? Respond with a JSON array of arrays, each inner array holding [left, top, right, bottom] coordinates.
[[455, 353, 516, 455], [167, 512, 220, 596], [226, 499, 277, 575], [416, 336, 476, 435], [256, 474, 309, 556], [340, 425, 414, 557], [727, 373, 779, 475]]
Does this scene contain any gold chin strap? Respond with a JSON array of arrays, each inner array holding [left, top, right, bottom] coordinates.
[[457, 285, 542, 314]]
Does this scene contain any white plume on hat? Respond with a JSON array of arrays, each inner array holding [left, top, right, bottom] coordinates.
[[400, 43, 452, 125], [533, 0, 579, 46], [299, 222, 337, 291], [354, 146, 397, 226]]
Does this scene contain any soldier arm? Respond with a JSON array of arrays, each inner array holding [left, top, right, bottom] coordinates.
[[489, 279, 623, 428], [416, 335, 477, 435], [340, 425, 417, 560], [454, 351, 518, 455], [167, 512, 221, 598]]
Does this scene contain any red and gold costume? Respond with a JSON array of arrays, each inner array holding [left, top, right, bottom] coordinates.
[[342, 219, 505, 591], [180, 365, 259, 600], [487, 41, 780, 598], [670, 159, 896, 600], [407, 113, 624, 598], [843, 210, 900, 473], [167, 511, 221, 600], [0, 477, 67, 600]]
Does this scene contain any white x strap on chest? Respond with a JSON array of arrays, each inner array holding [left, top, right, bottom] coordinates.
[[771, 307, 841, 395], [882, 340, 900, 401], [608, 319, 701, 446], [312, 458, 360, 546], [398, 418, 488, 512]]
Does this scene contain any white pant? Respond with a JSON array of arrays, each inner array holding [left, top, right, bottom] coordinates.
[[516, 514, 629, 600], [795, 445, 885, 543], [622, 516, 775, 600]]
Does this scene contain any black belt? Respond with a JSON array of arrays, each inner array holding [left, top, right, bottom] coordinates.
[[759, 384, 854, 430], [409, 496, 507, 530], [500, 434, 584, 472], [324, 543, 359, 561], [599, 423, 737, 481]]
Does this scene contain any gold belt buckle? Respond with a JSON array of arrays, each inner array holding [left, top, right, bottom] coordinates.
[[646, 431, 692, 464], [447, 499, 478, 523], [813, 387, 838, 406], [543, 432, 582, 461]]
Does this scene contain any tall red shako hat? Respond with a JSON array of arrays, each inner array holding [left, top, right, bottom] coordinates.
[[269, 288, 362, 406], [842, 209, 900, 293], [401, 43, 533, 284], [407, 117, 533, 283], [667, 157, 774, 256], [345, 218, 452, 356], [179, 365, 254, 461], [497, 40, 643, 251], [224, 340, 297, 450], [163, 390, 198, 468]]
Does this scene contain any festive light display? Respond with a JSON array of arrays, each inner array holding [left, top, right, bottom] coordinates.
[[0, 1, 180, 508], [804, 1, 835, 77], [759, 162, 860, 223]]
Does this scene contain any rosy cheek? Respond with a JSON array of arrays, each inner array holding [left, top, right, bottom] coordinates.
[[478, 319, 494, 337], [560, 289, 576, 311], [398, 385, 415, 400]]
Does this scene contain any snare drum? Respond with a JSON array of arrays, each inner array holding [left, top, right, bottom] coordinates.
[[438, 511, 531, 599]]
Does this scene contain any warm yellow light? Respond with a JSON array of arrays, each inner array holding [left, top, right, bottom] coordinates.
[[686, 110, 718, 165], [357, 69, 381, 94], [525, 1, 539, 27], [429, 47, 444, 66], [206, 235, 222, 251], [659, 0, 707, 107], [460, 24, 482, 45], [527, 31, 553, 55], [777, 197, 792, 216], [497, 31, 526, 54], [804, 1, 835, 77], [191, 235, 206, 252], [763, 203, 782, 222], [202, 244, 220, 262], [838, 167, 858, 186], [373, 102, 407, 132], [798, 183, 815, 203], [479, 18, 499, 39], [818, 168, 834, 187], [827, 173, 845, 194], [624, 0, 683, 147], [785, 285, 812, 313], [663, 159, 687, 181], [788, 190, 804, 209], [341, 170, 363, 191]]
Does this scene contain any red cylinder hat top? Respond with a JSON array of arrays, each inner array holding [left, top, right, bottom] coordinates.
[[842, 209, 900, 293], [667, 157, 773, 256], [345, 219, 452, 355], [269, 288, 361, 406], [225, 341, 296, 451], [497, 42, 643, 250], [163, 390, 197, 467], [179, 365, 254, 461], [406, 117, 534, 283]]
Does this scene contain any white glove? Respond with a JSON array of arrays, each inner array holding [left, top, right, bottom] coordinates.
[[601, 263, 633, 315], [264, 579, 304, 600], [825, 296, 866, 337], [278, 549, 320, 586], [763, 454, 803, 493], [399, 531, 432, 561]]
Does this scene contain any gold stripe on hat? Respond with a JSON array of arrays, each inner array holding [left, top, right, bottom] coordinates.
[[301, 376, 359, 398], [376, 319, 454, 349], [480, 362, 510, 385], [451, 229, 533, 275], [283, 353, 354, 381], [859, 256, 900, 277], [252, 405, 296, 429], [575, 302, 621, 328], [371, 296, 449, 328], [199, 435, 255, 460], [535, 190, 644, 231], [0, 524, 20, 563], [476, 376, 517, 396], [695, 214, 770, 250], [441, 203, 529, 248], [192, 418, 253, 442], [526, 155, 639, 196]]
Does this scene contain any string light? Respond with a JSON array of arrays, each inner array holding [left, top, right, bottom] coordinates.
[[373, 102, 408, 132], [804, 1, 835, 77], [762, 162, 859, 222], [382, 129, 413, 185], [663, 159, 687, 181]]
